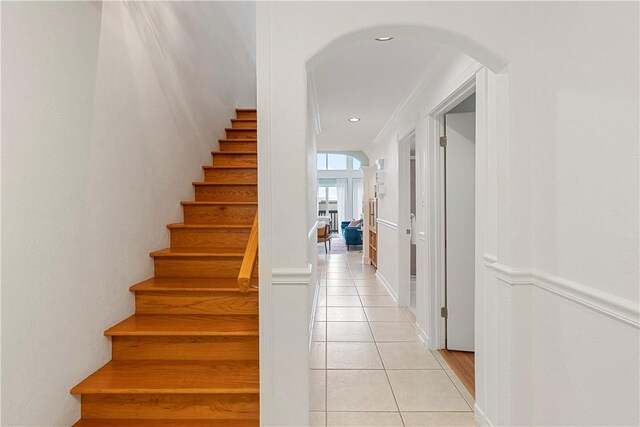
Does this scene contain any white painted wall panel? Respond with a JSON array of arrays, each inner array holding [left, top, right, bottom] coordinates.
[[1, 2, 256, 425], [258, 2, 639, 425]]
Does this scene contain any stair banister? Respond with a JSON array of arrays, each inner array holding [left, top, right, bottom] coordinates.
[[238, 212, 258, 292]]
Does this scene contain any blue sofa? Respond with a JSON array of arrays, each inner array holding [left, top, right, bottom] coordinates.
[[341, 220, 363, 250]]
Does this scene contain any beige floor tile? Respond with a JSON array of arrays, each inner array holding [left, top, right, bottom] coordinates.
[[387, 370, 470, 411], [327, 322, 373, 341], [327, 287, 359, 296], [364, 307, 409, 321], [310, 411, 326, 427], [402, 412, 477, 426], [370, 321, 418, 342], [353, 278, 380, 286], [356, 286, 390, 296], [327, 342, 383, 369], [326, 307, 367, 321], [318, 294, 327, 306], [311, 342, 326, 369], [327, 296, 362, 307], [446, 369, 475, 408], [313, 322, 326, 341], [350, 265, 376, 273], [327, 276, 354, 282], [316, 307, 327, 321], [360, 295, 397, 307], [327, 412, 403, 426], [326, 270, 352, 275], [377, 342, 442, 369], [403, 308, 417, 323], [326, 279, 355, 287], [310, 370, 326, 411], [327, 370, 397, 411], [432, 350, 452, 369]]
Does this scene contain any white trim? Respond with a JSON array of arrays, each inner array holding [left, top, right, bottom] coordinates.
[[309, 280, 321, 351], [256, 3, 273, 424], [397, 130, 415, 308], [307, 221, 319, 242], [486, 261, 640, 328], [375, 270, 399, 302], [376, 218, 398, 230], [272, 264, 313, 285], [427, 71, 479, 351], [474, 404, 494, 427], [307, 69, 322, 136]]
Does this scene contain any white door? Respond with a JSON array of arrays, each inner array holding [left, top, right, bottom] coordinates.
[[445, 112, 475, 351]]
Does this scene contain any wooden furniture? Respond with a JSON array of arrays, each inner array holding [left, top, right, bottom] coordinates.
[[368, 198, 377, 268], [317, 223, 332, 253], [71, 109, 260, 425]]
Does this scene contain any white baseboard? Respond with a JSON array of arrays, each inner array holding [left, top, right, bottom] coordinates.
[[474, 404, 494, 427], [308, 274, 320, 351], [415, 320, 432, 350], [375, 270, 398, 302]]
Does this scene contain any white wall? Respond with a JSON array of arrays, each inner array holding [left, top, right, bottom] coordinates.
[[0, 2, 256, 425], [257, 2, 639, 426]]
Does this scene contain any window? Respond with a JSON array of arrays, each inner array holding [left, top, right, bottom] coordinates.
[[317, 153, 362, 171], [317, 154, 327, 170], [327, 154, 347, 170]]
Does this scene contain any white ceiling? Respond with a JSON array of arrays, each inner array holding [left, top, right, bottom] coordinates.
[[311, 37, 444, 153]]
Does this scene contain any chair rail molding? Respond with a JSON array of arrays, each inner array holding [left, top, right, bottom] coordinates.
[[485, 260, 640, 328], [376, 218, 398, 230], [272, 264, 313, 285]]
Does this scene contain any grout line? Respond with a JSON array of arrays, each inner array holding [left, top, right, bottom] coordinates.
[[354, 259, 406, 427]]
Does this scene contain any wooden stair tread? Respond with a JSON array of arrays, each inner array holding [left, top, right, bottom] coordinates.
[[192, 181, 257, 187], [166, 223, 252, 230], [218, 138, 256, 142], [235, 108, 256, 112], [150, 248, 244, 257], [74, 420, 257, 427], [105, 314, 258, 336], [130, 277, 254, 292], [180, 201, 257, 206], [211, 151, 257, 155], [71, 360, 259, 394], [225, 127, 257, 131], [202, 165, 257, 170]]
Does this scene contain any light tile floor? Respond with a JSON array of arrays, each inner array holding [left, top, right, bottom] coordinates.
[[311, 252, 477, 427]]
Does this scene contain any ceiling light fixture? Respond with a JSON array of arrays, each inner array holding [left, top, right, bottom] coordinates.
[[348, 117, 361, 122], [375, 36, 393, 41]]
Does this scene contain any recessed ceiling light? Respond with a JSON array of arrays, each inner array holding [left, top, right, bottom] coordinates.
[[348, 117, 361, 122], [375, 36, 393, 41]]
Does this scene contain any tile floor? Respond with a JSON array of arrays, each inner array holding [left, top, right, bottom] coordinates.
[[310, 252, 477, 427]]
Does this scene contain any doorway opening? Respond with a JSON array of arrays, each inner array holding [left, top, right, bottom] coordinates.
[[399, 132, 418, 313], [441, 91, 476, 397]]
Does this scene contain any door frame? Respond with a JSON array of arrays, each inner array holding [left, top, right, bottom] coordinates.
[[426, 76, 477, 350], [397, 130, 416, 307]]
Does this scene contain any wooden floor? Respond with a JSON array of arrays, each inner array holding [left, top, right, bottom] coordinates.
[[439, 349, 475, 398]]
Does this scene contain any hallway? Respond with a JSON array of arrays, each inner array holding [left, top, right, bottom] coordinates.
[[310, 253, 476, 426]]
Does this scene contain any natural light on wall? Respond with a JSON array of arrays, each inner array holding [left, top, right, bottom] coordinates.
[[317, 153, 364, 232]]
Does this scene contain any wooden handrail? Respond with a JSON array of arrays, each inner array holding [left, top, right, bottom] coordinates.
[[238, 212, 258, 293]]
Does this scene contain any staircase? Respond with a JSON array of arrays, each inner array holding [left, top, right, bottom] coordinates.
[[71, 109, 260, 426]]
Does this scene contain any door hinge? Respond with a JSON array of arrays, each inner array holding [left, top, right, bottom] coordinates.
[[440, 307, 448, 318], [439, 136, 447, 148]]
